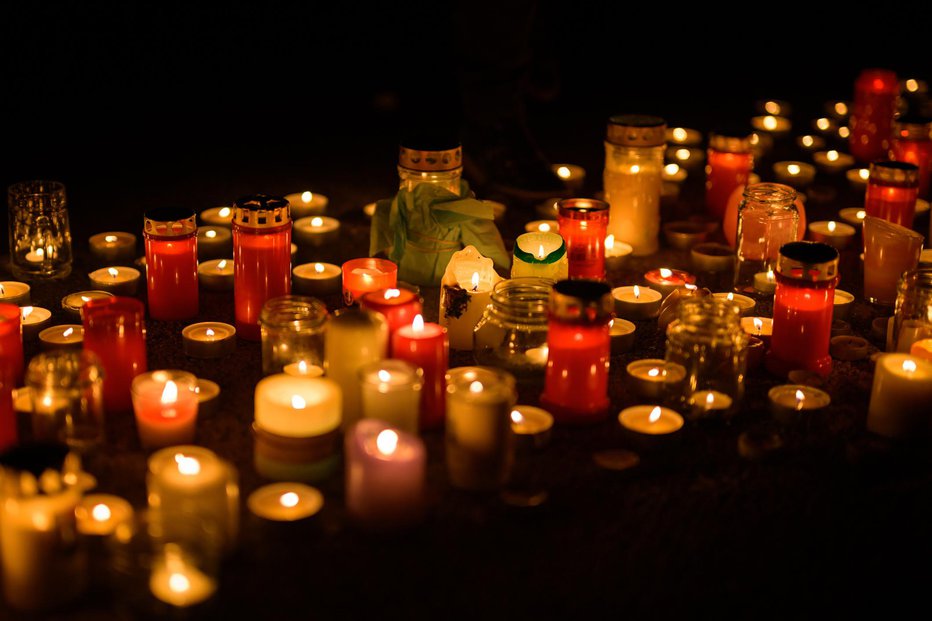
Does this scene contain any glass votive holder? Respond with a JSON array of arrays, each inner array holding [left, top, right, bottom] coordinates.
[[259, 295, 329, 376], [25, 350, 105, 452], [863, 216, 924, 306], [342, 257, 398, 306], [358, 359, 423, 434], [131, 370, 200, 449], [7, 180, 73, 280]]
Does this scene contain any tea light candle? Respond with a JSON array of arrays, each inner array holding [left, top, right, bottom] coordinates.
[[666, 127, 702, 146], [618, 405, 684, 437], [75, 494, 134, 536], [439, 246, 500, 350], [510, 405, 553, 450], [283, 360, 325, 378], [182, 322, 236, 358], [604, 234, 633, 260], [194, 379, 220, 415], [199, 206, 234, 228], [0, 281, 30, 306], [812, 117, 836, 134], [644, 268, 696, 297], [868, 355, 932, 438], [247, 483, 323, 522], [341, 258, 398, 306], [524, 220, 559, 234], [38, 324, 83, 349], [768, 384, 831, 424], [813, 150, 855, 173], [197, 259, 234, 291], [88, 266, 142, 295], [609, 318, 636, 355], [687, 390, 734, 419], [510, 232, 568, 281], [612, 285, 662, 320], [832, 320, 853, 338], [910, 339, 932, 361], [662, 221, 709, 250], [847, 167, 871, 190], [284, 191, 329, 219], [61, 291, 114, 320], [753, 269, 777, 295], [662, 163, 688, 183], [741, 317, 773, 343], [712, 292, 756, 316], [838, 208, 866, 227], [293, 216, 340, 247], [833, 290, 854, 320], [667, 146, 705, 170], [773, 161, 816, 187], [552, 164, 586, 191], [830, 335, 870, 361], [324, 309, 388, 429], [796, 135, 825, 151], [751, 115, 791, 134], [149, 548, 217, 608], [808, 221, 856, 250], [358, 360, 423, 434], [292, 262, 342, 297], [20, 306, 52, 340], [626, 359, 687, 400], [131, 370, 200, 449], [196, 226, 232, 260], [89, 232, 136, 264]]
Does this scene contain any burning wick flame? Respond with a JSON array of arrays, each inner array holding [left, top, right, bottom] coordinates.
[[217, 260, 227, 269], [412, 314, 424, 333], [817, 118, 830, 131], [297, 360, 308, 374], [161, 381, 178, 405], [377, 370, 392, 383], [301, 191, 313, 203], [314, 263, 324, 274], [705, 392, 715, 408], [766, 269, 775, 281], [63, 327, 74, 337], [92, 504, 111, 522], [108, 267, 119, 278], [630, 164, 640, 174], [903, 360, 917, 373], [175, 454, 201, 476], [537, 244, 545, 260], [311, 217, 323, 227], [672, 127, 687, 142], [81, 296, 91, 303], [827, 221, 837, 233], [469, 381, 483, 393], [905, 79, 919, 93], [648, 406, 662, 424], [648, 368, 660, 378], [291, 395, 306, 409], [795, 389, 805, 411], [763, 116, 778, 131], [556, 166, 571, 179], [280, 492, 299, 508], [376, 429, 399, 456], [675, 148, 690, 161], [835, 102, 848, 116], [659, 268, 673, 279], [21, 306, 33, 320], [205, 230, 217, 239], [726, 292, 734, 301], [510, 410, 524, 425], [169, 574, 190, 594], [0, 284, 4, 295], [858, 169, 869, 181], [384, 288, 400, 300], [105, 235, 118, 243], [826, 150, 839, 162], [539, 222, 551, 232], [633, 285, 640, 299], [470, 271, 479, 292], [218, 207, 231, 217], [787, 164, 801, 175], [856, 210, 865, 220], [664, 163, 680, 176], [205, 328, 215, 338], [801, 136, 814, 147], [753, 318, 763, 335]]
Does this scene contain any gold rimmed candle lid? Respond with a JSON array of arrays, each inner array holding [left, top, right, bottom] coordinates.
[[143, 207, 197, 237], [549, 279, 613, 324], [232, 194, 291, 228], [776, 241, 839, 282], [868, 160, 920, 187], [606, 114, 667, 147], [398, 135, 462, 172]]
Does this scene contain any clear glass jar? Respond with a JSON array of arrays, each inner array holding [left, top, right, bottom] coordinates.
[[734, 183, 799, 294], [7, 180, 73, 280], [892, 268, 932, 352], [26, 350, 105, 452], [665, 296, 748, 420], [259, 295, 329, 376], [474, 278, 552, 379], [603, 114, 666, 256]]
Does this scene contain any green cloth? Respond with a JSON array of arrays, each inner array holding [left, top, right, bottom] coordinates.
[[370, 180, 510, 286]]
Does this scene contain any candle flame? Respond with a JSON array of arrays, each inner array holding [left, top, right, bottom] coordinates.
[[205, 328, 215, 337], [169, 573, 191, 594], [826, 150, 839, 162], [556, 166, 571, 179], [766, 269, 775, 281], [834, 102, 848, 116], [817, 118, 830, 131], [675, 148, 690, 161], [706, 392, 715, 407], [175, 454, 201, 476], [659, 268, 673, 278], [469, 380, 484, 393], [630, 164, 640, 174], [537, 244, 545, 260], [633, 285, 640, 299], [301, 191, 313, 203], [648, 406, 661, 424], [672, 127, 687, 142], [763, 116, 778, 131], [42, 394, 53, 408], [376, 429, 399, 456], [765, 101, 780, 114], [787, 164, 801, 175], [471, 271, 479, 292], [753, 318, 763, 334], [412, 314, 424, 333], [648, 367, 660, 378], [906, 78, 919, 93], [280, 492, 299, 508], [903, 359, 917, 373], [510, 410, 524, 424], [92, 503, 111, 522], [21, 306, 33, 319], [838, 126, 850, 139], [291, 395, 306, 409], [161, 380, 178, 405], [105, 235, 118, 243], [377, 369, 391, 382], [795, 389, 805, 411], [858, 168, 869, 181], [801, 135, 814, 147], [726, 292, 734, 301], [605, 234, 615, 251], [856, 210, 865, 220], [298, 360, 308, 373], [827, 221, 837, 232], [685, 284, 697, 291], [314, 262, 325, 274], [81, 296, 91, 303], [384, 288, 400, 300], [217, 259, 227, 269], [34, 248, 45, 259], [205, 229, 217, 239], [311, 217, 323, 227], [218, 207, 231, 217], [108, 267, 119, 278], [0, 283, 4, 295], [664, 163, 680, 175], [63, 327, 74, 337], [539, 222, 551, 232]]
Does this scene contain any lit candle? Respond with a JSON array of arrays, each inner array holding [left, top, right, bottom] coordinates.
[[292, 262, 342, 297], [181, 322, 236, 358], [551, 163, 586, 191], [796, 134, 826, 151], [618, 405, 684, 446], [149, 545, 218, 608], [557, 198, 610, 276], [19, 306, 52, 340], [363, 202, 377, 219], [510, 405, 554, 449], [324, 308, 388, 429], [826, 100, 849, 119], [846, 167, 871, 191], [75, 494, 133, 536], [850, 69, 899, 163], [359, 287, 423, 354], [524, 219, 559, 234], [812, 116, 836, 134], [82, 297, 147, 412], [753, 269, 777, 295], [868, 355, 932, 438], [198, 205, 234, 228], [439, 246, 500, 350], [864, 160, 920, 228], [830, 335, 870, 361], [144, 207, 199, 320], [197, 258, 234, 291], [625, 359, 687, 400], [603, 234, 633, 260], [247, 483, 323, 522], [88, 266, 141, 295], [61, 290, 114, 320], [612, 285, 662, 320], [833, 289, 854, 320], [706, 131, 753, 219], [665, 126, 702, 146], [283, 191, 329, 219], [392, 314, 448, 431], [194, 378, 220, 416], [862, 216, 924, 305], [768, 385, 831, 425], [711, 292, 756, 316], [687, 390, 734, 419], [131, 370, 199, 448], [341, 257, 398, 306], [195, 226, 232, 261], [807, 220, 856, 250], [772, 161, 816, 187], [662, 221, 709, 250], [751, 115, 791, 134], [667, 146, 705, 170], [293, 216, 341, 247], [38, 324, 83, 350], [609, 318, 636, 355], [283, 360, 325, 378], [89, 231, 137, 264], [813, 150, 855, 173], [510, 232, 568, 281], [662, 162, 688, 183], [838, 207, 867, 227], [741, 316, 773, 343], [358, 360, 423, 434], [0, 281, 31, 306], [644, 268, 696, 297]]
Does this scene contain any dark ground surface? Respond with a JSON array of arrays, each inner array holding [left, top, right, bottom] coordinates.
[[3, 5, 932, 620]]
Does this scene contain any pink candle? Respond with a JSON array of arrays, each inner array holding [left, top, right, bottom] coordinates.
[[392, 314, 448, 430], [359, 287, 422, 354], [345, 419, 426, 532], [644, 268, 696, 297], [341, 258, 398, 306], [131, 370, 199, 449]]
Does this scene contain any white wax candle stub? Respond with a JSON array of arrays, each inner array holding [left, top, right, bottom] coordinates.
[[0, 281, 31, 306], [618, 405, 684, 435]]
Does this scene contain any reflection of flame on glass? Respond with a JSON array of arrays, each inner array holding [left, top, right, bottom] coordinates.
[[649, 406, 661, 424], [376, 430, 399, 456], [291, 395, 306, 409], [280, 492, 299, 508]]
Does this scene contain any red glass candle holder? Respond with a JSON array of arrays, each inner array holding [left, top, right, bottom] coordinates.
[[864, 161, 920, 227], [706, 131, 753, 220], [850, 68, 898, 163], [541, 280, 612, 424], [891, 116, 932, 198], [233, 195, 293, 341], [391, 316, 449, 430], [143, 207, 199, 320], [0, 304, 22, 449], [82, 297, 147, 412], [766, 242, 839, 378], [342, 258, 398, 306], [359, 287, 422, 354], [556, 198, 609, 280]]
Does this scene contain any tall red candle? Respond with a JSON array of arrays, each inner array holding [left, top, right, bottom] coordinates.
[[82, 297, 147, 412], [359, 287, 422, 354], [541, 280, 612, 424], [0, 303, 23, 388], [557, 198, 609, 280], [143, 207, 199, 320], [392, 315, 448, 430], [766, 242, 839, 379], [850, 68, 898, 164], [233, 195, 292, 341], [891, 116, 932, 198], [864, 161, 920, 228], [706, 131, 753, 220]]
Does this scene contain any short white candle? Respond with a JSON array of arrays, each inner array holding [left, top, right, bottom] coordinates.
[[741, 317, 773, 341], [38, 324, 83, 349], [551, 163, 586, 190], [197, 259, 234, 291], [662, 163, 688, 183], [768, 384, 831, 424], [75, 494, 134, 536], [293, 216, 340, 247], [868, 355, 932, 438], [813, 150, 855, 173], [61, 290, 114, 319], [358, 360, 423, 434], [199, 206, 234, 228], [510, 405, 554, 449], [89, 232, 137, 264], [247, 483, 323, 522], [181, 322, 236, 359], [284, 191, 329, 219], [20, 306, 52, 340], [665, 127, 702, 146], [838, 207, 866, 228], [618, 405, 684, 435], [753, 269, 777, 295], [254, 374, 342, 438], [712, 292, 756, 317], [283, 360, 325, 378], [0, 281, 31, 306], [196, 226, 232, 261], [609, 318, 636, 355], [612, 285, 662, 320], [293, 262, 342, 297], [625, 359, 687, 399], [751, 115, 792, 134], [88, 266, 141, 295], [833, 290, 855, 321], [808, 220, 856, 250], [796, 134, 826, 151]]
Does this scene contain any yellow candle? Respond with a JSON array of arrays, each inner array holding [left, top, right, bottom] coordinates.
[[867, 354, 932, 438]]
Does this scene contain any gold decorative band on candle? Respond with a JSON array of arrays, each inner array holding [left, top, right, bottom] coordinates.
[[252, 423, 340, 482], [398, 141, 462, 172], [232, 194, 291, 228]]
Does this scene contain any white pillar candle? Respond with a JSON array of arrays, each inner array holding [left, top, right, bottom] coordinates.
[[247, 483, 323, 522], [612, 285, 662, 320], [38, 324, 83, 350], [75, 494, 134, 537], [197, 259, 234, 291], [510, 232, 568, 281], [0, 281, 31, 306], [324, 308, 388, 429], [196, 226, 232, 261], [868, 354, 932, 438], [88, 266, 141, 295], [254, 374, 341, 437], [358, 360, 422, 434], [20, 306, 52, 340], [439, 246, 501, 351], [199, 206, 233, 228], [89, 232, 137, 264], [284, 191, 329, 219], [181, 322, 236, 358], [293, 216, 340, 247], [293, 262, 342, 297], [61, 290, 113, 320]]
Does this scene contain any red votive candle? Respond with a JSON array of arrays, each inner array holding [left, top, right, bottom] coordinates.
[[850, 68, 898, 163], [706, 130, 753, 220], [392, 314, 448, 430], [865, 161, 920, 227], [0, 303, 24, 388], [541, 280, 612, 424], [82, 297, 147, 412], [131, 370, 199, 449], [557, 198, 609, 280], [891, 116, 932, 198], [359, 287, 422, 354], [766, 242, 839, 379], [143, 207, 199, 320], [342, 258, 398, 306], [233, 195, 293, 341]]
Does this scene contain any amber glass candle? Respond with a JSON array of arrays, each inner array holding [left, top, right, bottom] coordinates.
[[706, 131, 753, 220], [891, 116, 932, 198], [865, 161, 920, 227], [850, 68, 898, 163], [556, 198, 609, 280], [143, 207, 198, 320]]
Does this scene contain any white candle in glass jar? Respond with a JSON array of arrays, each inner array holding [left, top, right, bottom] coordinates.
[[358, 360, 423, 434], [324, 309, 388, 429], [867, 354, 932, 438], [88, 266, 141, 295]]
